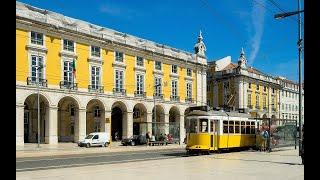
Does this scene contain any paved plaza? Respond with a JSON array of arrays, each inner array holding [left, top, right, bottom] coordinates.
[[16, 146, 303, 180]]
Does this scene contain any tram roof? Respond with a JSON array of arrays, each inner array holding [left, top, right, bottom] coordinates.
[[185, 110, 251, 118]]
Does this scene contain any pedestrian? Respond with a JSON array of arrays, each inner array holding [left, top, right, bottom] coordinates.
[[146, 131, 150, 146]]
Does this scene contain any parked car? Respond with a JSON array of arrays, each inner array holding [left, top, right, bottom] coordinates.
[[121, 135, 147, 146], [78, 132, 110, 148]]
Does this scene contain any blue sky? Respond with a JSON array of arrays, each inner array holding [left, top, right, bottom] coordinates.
[[17, 0, 304, 82]]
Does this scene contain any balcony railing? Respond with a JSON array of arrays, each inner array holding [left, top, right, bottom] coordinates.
[[153, 93, 163, 99], [88, 85, 104, 93], [247, 105, 253, 109], [113, 88, 126, 96], [134, 91, 146, 98], [170, 95, 180, 101], [185, 97, 194, 103], [256, 105, 260, 110], [27, 77, 47, 87], [59, 81, 78, 90], [263, 107, 268, 111], [272, 107, 277, 112]]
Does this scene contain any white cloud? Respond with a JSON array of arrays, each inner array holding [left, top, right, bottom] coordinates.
[[248, 0, 266, 65]]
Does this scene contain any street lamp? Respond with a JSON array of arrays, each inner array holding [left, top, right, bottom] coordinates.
[[153, 83, 161, 136], [274, 0, 303, 156], [36, 64, 45, 148]]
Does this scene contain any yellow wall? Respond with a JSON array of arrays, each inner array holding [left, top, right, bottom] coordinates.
[[46, 35, 61, 86], [16, 29, 28, 82], [16, 27, 196, 103], [76, 43, 89, 88]]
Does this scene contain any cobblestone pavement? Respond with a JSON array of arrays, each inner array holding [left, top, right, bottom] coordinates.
[[16, 147, 303, 180]]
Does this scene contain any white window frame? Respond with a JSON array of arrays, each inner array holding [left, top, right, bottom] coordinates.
[[135, 72, 145, 94], [171, 64, 178, 74], [154, 76, 163, 96], [28, 51, 46, 81], [155, 61, 162, 71], [90, 66, 101, 89], [62, 39, 76, 53], [186, 82, 192, 99], [114, 51, 125, 63], [187, 68, 192, 77], [171, 79, 178, 97], [62, 60, 74, 83], [90, 45, 101, 58], [30, 31, 45, 46], [136, 56, 144, 67], [114, 69, 125, 91]]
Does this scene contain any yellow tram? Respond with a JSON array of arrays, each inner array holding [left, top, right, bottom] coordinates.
[[185, 107, 257, 154]]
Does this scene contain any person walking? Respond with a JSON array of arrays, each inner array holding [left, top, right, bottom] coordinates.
[[146, 131, 151, 146]]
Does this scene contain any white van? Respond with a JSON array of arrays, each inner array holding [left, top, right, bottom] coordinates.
[[78, 132, 110, 148]]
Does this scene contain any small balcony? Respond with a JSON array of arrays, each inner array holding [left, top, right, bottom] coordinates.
[[153, 93, 163, 99], [185, 97, 194, 103], [88, 85, 104, 93], [59, 81, 78, 90], [113, 88, 126, 96], [134, 91, 146, 98], [170, 95, 180, 102], [27, 77, 47, 87]]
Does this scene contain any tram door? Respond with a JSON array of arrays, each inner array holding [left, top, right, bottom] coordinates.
[[210, 119, 219, 150]]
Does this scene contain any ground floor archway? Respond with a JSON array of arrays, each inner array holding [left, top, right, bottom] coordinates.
[[86, 99, 105, 135]]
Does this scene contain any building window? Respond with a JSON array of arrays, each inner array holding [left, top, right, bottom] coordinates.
[[31, 31, 43, 45], [286, 91, 288, 97], [171, 80, 178, 97], [63, 61, 73, 83], [282, 103, 284, 110], [249, 83, 251, 89], [31, 55, 44, 82], [271, 97, 275, 109], [296, 105, 298, 111], [263, 96, 266, 109], [187, 68, 192, 76], [154, 77, 162, 96], [91, 46, 100, 57], [286, 104, 288, 111], [94, 106, 101, 117], [63, 39, 74, 52], [256, 94, 259, 109], [172, 65, 178, 74], [115, 51, 123, 62], [282, 91, 284, 97], [272, 88, 275, 93], [289, 104, 291, 111], [248, 93, 252, 107], [155, 61, 162, 70], [257, 84, 259, 91], [136, 74, 144, 94], [115, 70, 124, 91], [264, 86, 266, 92], [136, 56, 144, 67], [91, 66, 100, 89], [187, 83, 192, 100]]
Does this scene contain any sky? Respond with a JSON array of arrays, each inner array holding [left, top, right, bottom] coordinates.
[[17, 0, 304, 82]]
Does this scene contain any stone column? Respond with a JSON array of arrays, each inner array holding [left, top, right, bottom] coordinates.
[[45, 106, 58, 144], [104, 111, 111, 138], [75, 108, 86, 142], [16, 104, 24, 146], [179, 115, 184, 144], [124, 112, 133, 138], [146, 112, 153, 135], [164, 113, 169, 135]]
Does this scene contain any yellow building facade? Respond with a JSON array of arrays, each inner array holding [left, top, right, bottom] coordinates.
[[207, 49, 281, 119], [16, 2, 207, 145]]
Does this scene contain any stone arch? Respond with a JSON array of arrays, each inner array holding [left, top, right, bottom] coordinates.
[[20, 91, 52, 107], [23, 93, 50, 144], [169, 106, 181, 142], [86, 99, 106, 135], [57, 96, 80, 142], [133, 103, 148, 136], [85, 97, 109, 112], [111, 101, 128, 140], [152, 104, 165, 137]]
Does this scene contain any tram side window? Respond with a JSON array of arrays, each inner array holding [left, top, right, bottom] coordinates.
[[223, 121, 228, 133], [241, 121, 245, 134], [210, 120, 214, 132], [246, 121, 250, 134], [235, 121, 240, 133], [199, 119, 208, 133], [229, 121, 234, 133], [250, 121, 255, 134], [189, 119, 197, 133]]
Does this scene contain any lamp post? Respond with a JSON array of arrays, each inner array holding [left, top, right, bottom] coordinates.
[[36, 64, 45, 148], [268, 103, 274, 152], [274, 0, 303, 157]]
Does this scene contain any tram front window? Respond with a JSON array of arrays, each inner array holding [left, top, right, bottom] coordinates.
[[188, 119, 197, 133], [199, 119, 208, 133]]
